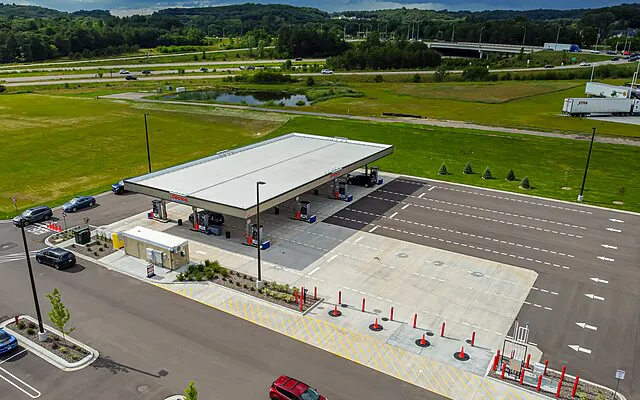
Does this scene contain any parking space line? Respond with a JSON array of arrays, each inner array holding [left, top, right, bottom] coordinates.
[[0, 349, 27, 365], [0, 366, 41, 398]]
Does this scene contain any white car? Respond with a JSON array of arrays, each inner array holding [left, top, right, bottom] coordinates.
[[321, 69, 334, 75], [118, 69, 129, 74], [580, 62, 591, 66], [589, 50, 600, 54]]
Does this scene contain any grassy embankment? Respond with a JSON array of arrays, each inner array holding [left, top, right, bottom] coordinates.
[[1, 93, 637, 218]]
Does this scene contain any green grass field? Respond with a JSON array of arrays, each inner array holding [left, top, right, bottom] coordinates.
[[0, 94, 287, 217]]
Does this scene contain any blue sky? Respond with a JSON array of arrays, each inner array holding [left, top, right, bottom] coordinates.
[[16, 0, 630, 15]]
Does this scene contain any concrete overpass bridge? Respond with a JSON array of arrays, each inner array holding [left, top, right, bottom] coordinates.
[[423, 41, 544, 58]]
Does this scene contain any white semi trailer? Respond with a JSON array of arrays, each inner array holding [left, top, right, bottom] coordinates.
[[562, 97, 640, 116]]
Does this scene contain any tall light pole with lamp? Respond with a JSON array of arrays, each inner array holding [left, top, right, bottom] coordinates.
[[19, 219, 47, 341], [255, 181, 266, 289], [144, 113, 151, 174], [479, 26, 485, 46], [522, 26, 527, 46], [577, 128, 597, 202], [554, 25, 562, 51]]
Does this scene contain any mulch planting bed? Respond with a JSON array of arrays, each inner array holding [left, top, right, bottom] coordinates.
[[7, 319, 90, 363], [67, 240, 118, 260]]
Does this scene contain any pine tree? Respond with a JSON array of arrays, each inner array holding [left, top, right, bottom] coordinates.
[[506, 169, 516, 181], [438, 163, 447, 175], [46, 288, 74, 344], [463, 162, 473, 174], [185, 381, 198, 400], [520, 176, 531, 189], [482, 167, 492, 180]]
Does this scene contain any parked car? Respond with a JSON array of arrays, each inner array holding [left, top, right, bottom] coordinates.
[[629, 56, 640, 62], [607, 50, 616, 55], [142, 70, 152, 75], [188, 210, 225, 227], [589, 50, 600, 54], [611, 57, 620, 61], [269, 376, 325, 400], [111, 178, 130, 195], [0, 329, 18, 355], [543, 64, 554, 68], [294, 57, 303, 61], [579, 62, 590, 66], [346, 173, 373, 188], [321, 69, 333, 74], [13, 206, 53, 227], [118, 69, 129, 74], [246, 65, 255, 70], [35, 247, 76, 270], [62, 196, 96, 212], [199, 67, 208, 72], [125, 75, 137, 80]]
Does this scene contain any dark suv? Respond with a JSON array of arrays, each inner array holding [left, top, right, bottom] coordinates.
[[35, 247, 76, 270], [13, 206, 53, 226], [189, 210, 225, 227]]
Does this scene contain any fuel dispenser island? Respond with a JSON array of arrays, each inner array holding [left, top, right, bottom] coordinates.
[[292, 199, 317, 223], [367, 166, 383, 186], [190, 208, 223, 236], [331, 179, 353, 202], [243, 220, 271, 249], [148, 199, 169, 222]]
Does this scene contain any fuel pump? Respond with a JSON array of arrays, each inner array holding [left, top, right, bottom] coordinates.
[[150, 199, 168, 221], [330, 179, 353, 202], [369, 166, 382, 185], [243, 220, 271, 249], [292, 200, 317, 223]]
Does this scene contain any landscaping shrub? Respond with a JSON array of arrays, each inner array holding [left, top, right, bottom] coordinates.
[[520, 176, 531, 189], [413, 73, 421, 83], [305, 76, 315, 86], [17, 321, 25, 330], [482, 167, 492, 180], [71, 354, 78, 361], [506, 169, 516, 181], [28, 322, 36, 329], [60, 347, 68, 354], [243, 284, 249, 289], [52, 342, 59, 350], [176, 273, 185, 282], [374, 75, 383, 83], [250, 287, 256, 291], [296, 100, 306, 106], [204, 269, 215, 280], [463, 162, 473, 175], [438, 163, 447, 175], [26, 328, 35, 335]]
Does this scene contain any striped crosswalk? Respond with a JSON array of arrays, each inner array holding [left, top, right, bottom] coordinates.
[[0, 251, 38, 264]]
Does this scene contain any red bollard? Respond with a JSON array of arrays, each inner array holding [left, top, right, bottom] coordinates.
[[537, 374, 543, 392], [519, 368, 525, 385], [560, 365, 566, 382], [314, 287, 317, 301], [556, 377, 563, 398], [295, 290, 298, 303], [572, 375, 580, 397], [14, 315, 18, 325], [544, 359, 549, 375], [501, 363, 507, 379], [362, 298, 365, 312], [338, 290, 342, 305], [495, 349, 501, 370], [441, 322, 445, 337], [471, 331, 476, 347], [511, 350, 515, 359], [492, 355, 498, 371], [413, 314, 417, 329], [526, 353, 531, 369], [299, 293, 303, 311], [390, 307, 394, 321]]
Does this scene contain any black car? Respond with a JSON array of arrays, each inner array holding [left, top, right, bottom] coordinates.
[[611, 57, 620, 61], [13, 206, 53, 226], [112, 178, 130, 194], [125, 75, 137, 80], [294, 57, 303, 61], [189, 210, 225, 227], [346, 174, 374, 188], [35, 248, 76, 270], [246, 65, 255, 70], [543, 64, 554, 68]]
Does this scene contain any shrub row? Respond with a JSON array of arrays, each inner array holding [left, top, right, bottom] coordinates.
[[439, 163, 531, 189]]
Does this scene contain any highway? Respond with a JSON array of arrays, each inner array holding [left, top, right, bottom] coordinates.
[[325, 177, 640, 399], [0, 193, 447, 400]]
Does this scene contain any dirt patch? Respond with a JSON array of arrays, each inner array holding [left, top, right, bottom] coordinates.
[[68, 240, 118, 260], [613, 200, 624, 205], [561, 186, 573, 190], [8, 319, 89, 363]]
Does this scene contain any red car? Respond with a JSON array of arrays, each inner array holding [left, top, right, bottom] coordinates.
[[269, 376, 326, 400]]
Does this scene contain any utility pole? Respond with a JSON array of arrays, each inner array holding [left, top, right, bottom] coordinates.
[[615, 41, 619, 53], [577, 128, 596, 202], [451, 25, 455, 42], [623, 32, 629, 52], [522, 26, 527, 46], [144, 113, 151, 174], [344, 24, 346, 40], [479, 26, 485, 46], [407, 25, 410, 40], [595, 28, 601, 51], [416, 21, 420, 41], [590, 65, 595, 82], [20, 220, 47, 342], [555, 26, 562, 51], [255, 181, 266, 289], [411, 22, 414, 40]]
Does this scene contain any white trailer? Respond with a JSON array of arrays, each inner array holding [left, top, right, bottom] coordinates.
[[544, 43, 581, 52], [562, 97, 640, 116], [585, 82, 630, 98]]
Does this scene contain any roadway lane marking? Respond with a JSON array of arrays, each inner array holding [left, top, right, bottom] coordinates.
[[568, 345, 592, 354], [0, 365, 41, 398], [609, 218, 624, 223], [368, 226, 378, 233], [401, 204, 410, 210], [590, 277, 609, 284], [597, 256, 615, 262], [575, 322, 598, 331], [326, 254, 338, 263], [389, 212, 398, 219], [0, 349, 27, 364], [418, 193, 425, 198], [601, 244, 618, 250], [585, 293, 605, 301], [428, 186, 435, 192], [353, 236, 363, 243], [606, 227, 622, 232]]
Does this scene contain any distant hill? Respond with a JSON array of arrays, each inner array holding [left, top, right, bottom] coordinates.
[[0, 3, 67, 18]]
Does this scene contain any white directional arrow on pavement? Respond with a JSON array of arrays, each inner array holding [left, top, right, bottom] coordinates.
[[609, 218, 624, 223], [575, 322, 598, 331], [597, 256, 615, 262], [601, 244, 618, 250], [606, 228, 622, 232], [585, 293, 605, 301], [568, 345, 592, 354], [590, 278, 609, 284]]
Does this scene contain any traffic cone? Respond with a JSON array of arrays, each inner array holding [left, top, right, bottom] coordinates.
[[374, 318, 379, 330], [460, 346, 465, 359], [57, 224, 62, 232], [420, 333, 426, 346]]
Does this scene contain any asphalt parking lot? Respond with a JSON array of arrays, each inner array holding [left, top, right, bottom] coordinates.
[[0, 346, 55, 399]]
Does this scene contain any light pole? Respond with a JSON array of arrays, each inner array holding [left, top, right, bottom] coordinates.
[[255, 181, 266, 288], [479, 26, 485, 46], [451, 24, 455, 42], [595, 28, 601, 51], [20, 220, 47, 341], [522, 26, 527, 46], [578, 128, 596, 202], [144, 113, 151, 174], [555, 26, 562, 51]]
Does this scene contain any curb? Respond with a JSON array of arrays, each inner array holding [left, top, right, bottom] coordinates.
[[1, 315, 99, 372], [546, 367, 628, 400]]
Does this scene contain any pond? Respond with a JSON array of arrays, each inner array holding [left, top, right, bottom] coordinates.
[[170, 90, 310, 106]]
